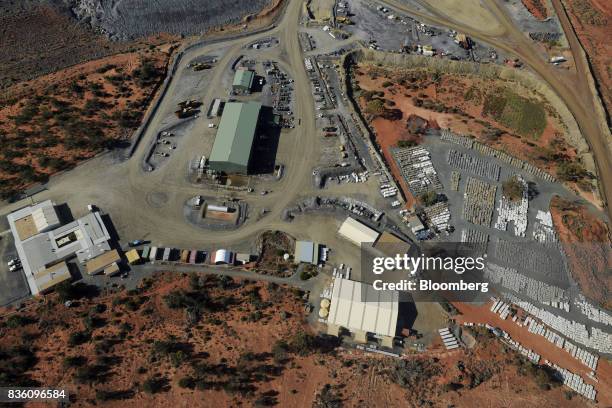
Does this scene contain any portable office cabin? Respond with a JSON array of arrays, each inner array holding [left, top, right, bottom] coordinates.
[[162, 247, 171, 262], [125, 249, 141, 265], [149, 246, 158, 262]]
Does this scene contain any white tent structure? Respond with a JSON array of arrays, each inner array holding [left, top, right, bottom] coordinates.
[[337, 217, 380, 246], [327, 277, 399, 341]]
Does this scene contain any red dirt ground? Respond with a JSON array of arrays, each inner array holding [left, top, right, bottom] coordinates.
[[0, 272, 599, 407], [354, 66, 585, 206], [0, 48, 170, 198], [522, 0, 549, 20], [453, 300, 612, 406], [562, 0, 612, 121], [550, 196, 612, 308]]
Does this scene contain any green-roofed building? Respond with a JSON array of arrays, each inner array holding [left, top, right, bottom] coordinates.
[[209, 101, 261, 174], [232, 69, 255, 94]]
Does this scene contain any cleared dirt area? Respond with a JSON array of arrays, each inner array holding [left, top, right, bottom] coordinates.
[[352, 64, 597, 204], [0, 272, 595, 407], [0, 49, 170, 199], [421, 0, 503, 36], [307, 0, 335, 21], [550, 196, 612, 308], [561, 0, 611, 122], [454, 301, 612, 406]]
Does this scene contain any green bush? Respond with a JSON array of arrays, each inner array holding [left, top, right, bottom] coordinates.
[[142, 377, 165, 394], [68, 330, 91, 346], [502, 177, 525, 201], [418, 191, 439, 207], [178, 376, 195, 389], [558, 162, 589, 182], [63, 355, 87, 368], [5, 315, 35, 329], [397, 140, 416, 148]]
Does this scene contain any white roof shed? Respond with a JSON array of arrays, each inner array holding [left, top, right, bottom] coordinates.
[[337, 217, 380, 246]]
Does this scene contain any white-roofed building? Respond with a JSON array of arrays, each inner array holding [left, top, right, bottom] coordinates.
[[337, 217, 380, 246], [212, 249, 233, 264], [7, 201, 113, 295], [327, 277, 399, 343], [294, 240, 319, 264]]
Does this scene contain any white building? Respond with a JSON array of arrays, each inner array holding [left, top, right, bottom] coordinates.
[[327, 277, 399, 345], [212, 249, 233, 264], [337, 217, 380, 246], [7, 200, 113, 295], [294, 240, 319, 264]]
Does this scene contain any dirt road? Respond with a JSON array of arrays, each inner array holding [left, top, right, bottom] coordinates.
[[0, 0, 371, 273], [378, 0, 612, 221]]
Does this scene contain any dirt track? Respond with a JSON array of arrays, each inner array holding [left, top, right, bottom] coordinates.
[[0, 0, 609, 257], [0, 0, 364, 266], [379, 0, 612, 222]]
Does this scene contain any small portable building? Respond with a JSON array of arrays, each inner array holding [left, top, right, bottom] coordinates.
[[125, 249, 141, 265], [85, 249, 121, 275], [294, 240, 320, 264], [213, 249, 233, 264], [104, 262, 120, 277], [149, 246, 158, 261], [232, 68, 255, 93], [189, 250, 198, 264], [180, 249, 190, 263]]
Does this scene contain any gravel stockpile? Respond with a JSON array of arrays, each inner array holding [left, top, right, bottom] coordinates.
[[67, 0, 273, 40]]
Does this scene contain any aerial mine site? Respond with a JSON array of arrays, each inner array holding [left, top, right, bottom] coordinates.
[[0, 0, 610, 406]]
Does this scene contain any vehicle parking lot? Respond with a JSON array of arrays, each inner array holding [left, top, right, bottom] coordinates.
[[337, 0, 510, 63], [145, 119, 199, 171], [0, 232, 31, 306]]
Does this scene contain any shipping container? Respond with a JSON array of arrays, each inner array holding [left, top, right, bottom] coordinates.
[[149, 246, 158, 262], [180, 249, 189, 263], [189, 250, 198, 264]]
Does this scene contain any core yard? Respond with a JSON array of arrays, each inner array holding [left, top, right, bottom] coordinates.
[[351, 64, 594, 202]]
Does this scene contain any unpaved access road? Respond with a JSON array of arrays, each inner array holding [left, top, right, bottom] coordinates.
[[380, 0, 612, 222], [0, 0, 373, 266]]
